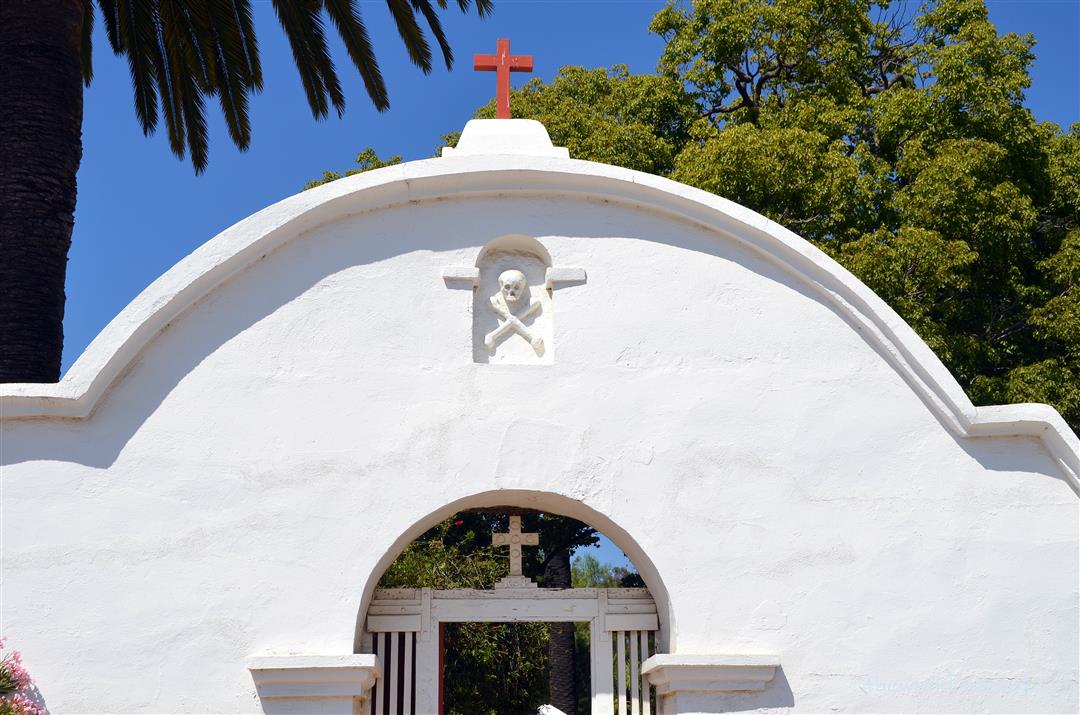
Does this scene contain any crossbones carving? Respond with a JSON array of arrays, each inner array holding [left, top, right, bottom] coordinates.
[[484, 269, 544, 351]]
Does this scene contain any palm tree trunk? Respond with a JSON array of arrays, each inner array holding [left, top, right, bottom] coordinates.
[[545, 550, 576, 714], [0, 0, 85, 383]]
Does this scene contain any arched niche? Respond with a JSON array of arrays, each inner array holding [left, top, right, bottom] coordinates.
[[472, 235, 554, 365], [474, 234, 554, 269]]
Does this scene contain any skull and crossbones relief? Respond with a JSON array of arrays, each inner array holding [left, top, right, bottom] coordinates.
[[484, 269, 544, 351]]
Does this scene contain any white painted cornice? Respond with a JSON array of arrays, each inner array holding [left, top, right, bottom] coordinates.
[[247, 654, 379, 702], [641, 654, 779, 694], [2, 149, 1076, 493]]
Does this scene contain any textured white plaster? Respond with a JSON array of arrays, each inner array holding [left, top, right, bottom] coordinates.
[[1, 148, 1074, 489], [0, 123, 1077, 713]]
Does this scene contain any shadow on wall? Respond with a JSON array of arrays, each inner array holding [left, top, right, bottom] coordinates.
[[734, 665, 795, 711]]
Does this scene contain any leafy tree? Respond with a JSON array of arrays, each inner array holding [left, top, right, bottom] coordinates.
[[571, 553, 622, 589], [304, 148, 402, 190], [0, 0, 491, 383], [442, 622, 550, 715], [436, 0, 1078, 431], [572, 553, 645, 589], [473, 65, 697, 176]]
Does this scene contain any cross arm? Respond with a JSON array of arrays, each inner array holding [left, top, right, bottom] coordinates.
[[473, 54, 499, 71], [509, 56, 533, 72], [472, 54, 533, 72]]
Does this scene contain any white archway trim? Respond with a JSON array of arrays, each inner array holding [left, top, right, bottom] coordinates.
[[352, 490, 675, 656], [2, 153, 1076, 491]]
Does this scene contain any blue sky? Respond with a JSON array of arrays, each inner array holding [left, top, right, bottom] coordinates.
[[63, 0, 1077, 571]]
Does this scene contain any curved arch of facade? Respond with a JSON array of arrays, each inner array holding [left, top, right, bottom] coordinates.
[[2, 154, 1076, 490], [352, 488, 674, 654]]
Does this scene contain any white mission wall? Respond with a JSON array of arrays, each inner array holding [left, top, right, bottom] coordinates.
[[1, 121, 1077, 714]]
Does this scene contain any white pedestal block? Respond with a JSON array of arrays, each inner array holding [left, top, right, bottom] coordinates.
[[642, 655, 779, 714], [248, 655, 380, 715]]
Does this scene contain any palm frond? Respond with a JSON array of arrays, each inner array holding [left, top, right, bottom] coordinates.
[[81, 0, 95, 85], [97, 0, 122, 51], [206, 0, 256, 147], [117, 0, 161, 134], [170, 0, 211, 90], [424, 0, 495, 27], [385, 0, 432, 73], [271, 0, 337, 117], [410, 0, 453, 70], [299, 1, 346, 114], [230, 0, 263, 90], [148, 0, 185, 156], [163, 1, 210, 170], [93, 0, 492, 172], [177, 63, 210, 171], [472, 0, 494, 18], [324, 0, 389, 110]]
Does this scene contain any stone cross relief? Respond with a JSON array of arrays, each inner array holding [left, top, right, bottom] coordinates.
[[492, 515, 539, 589]]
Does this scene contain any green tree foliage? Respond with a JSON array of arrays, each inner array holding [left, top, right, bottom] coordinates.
[[304, 147, 402, 189], [442, 622, 549, 715], [571, 553, 645, 589], [446, 0, 1078, 430], [473, 65, 697, 176]]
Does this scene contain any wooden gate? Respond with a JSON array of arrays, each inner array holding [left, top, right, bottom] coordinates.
[[364, 587, 660, 714]]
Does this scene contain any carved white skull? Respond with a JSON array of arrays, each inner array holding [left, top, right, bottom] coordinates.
[[498, 269, 528, 304]]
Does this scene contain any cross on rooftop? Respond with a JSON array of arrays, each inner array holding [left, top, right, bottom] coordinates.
[[473, 38, 533, 119], [492, 515, 539, 579]]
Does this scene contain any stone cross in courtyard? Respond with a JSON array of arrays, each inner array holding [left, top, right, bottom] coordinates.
[[473, 38, 533, 119], [492, 515, 539, 588]]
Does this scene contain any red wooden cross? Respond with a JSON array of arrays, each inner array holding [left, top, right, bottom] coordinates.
[[473, 38, 533, 119]]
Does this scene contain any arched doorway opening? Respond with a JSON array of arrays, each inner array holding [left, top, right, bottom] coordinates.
[[354, 491, 671, 715]]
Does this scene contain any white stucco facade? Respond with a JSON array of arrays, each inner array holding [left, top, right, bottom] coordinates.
[[2, 120, 1077, 714]]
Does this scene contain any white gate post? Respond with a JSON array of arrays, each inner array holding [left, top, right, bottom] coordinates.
[[590, 612, 615, 714], [413, 588, 439, 714]]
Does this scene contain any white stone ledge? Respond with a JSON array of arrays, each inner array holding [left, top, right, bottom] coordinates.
[[545, 266, 586, 288], [441, 119, 570, 158], [641, 654, 779, 695], [248, 655, 380, 713], [441, 265, 480, 287]]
